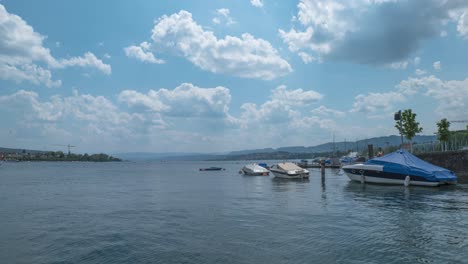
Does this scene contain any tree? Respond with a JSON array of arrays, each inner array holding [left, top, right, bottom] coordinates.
[[436, 118, 450, 151], [395, 109, 423, 152]]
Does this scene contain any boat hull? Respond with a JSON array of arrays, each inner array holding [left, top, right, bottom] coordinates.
[[342, 166, 456, 187], [242, 169, 269, 176], [270, 170, 309, 179]]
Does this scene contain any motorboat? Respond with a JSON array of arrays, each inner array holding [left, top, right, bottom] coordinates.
[[241, 163, 269, 176], [270, 162, 309, 179], [342, 149, 457, 186], [199, 167, 225, 171]]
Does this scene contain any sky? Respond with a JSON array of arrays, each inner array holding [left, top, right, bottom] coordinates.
[[1, 0, 468, 154]]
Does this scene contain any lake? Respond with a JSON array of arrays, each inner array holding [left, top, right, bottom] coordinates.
[[1, 161, 467, 263]]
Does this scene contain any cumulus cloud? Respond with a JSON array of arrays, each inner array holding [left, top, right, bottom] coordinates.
[[124, 42, 165, 64], [415, 69, 426, 76], [397, 75, 468, 119], [250, 0, 264, 8], [350, 91, 406, 113], [119, 83, 233, 119], [0, 89, 168, 152], [212, 8, 235, 26], [280, 0, 468, 65], [298, 52, 315, 64], [452, 8, 468, 38], [240, 85, 324, 126], [57, 52, 111, 74], [145, 10, 291, 80], [0, 4, 111, 87], [270, 85, 323, 105], [387, 60, 409, 70], [311, 105, 345, 117], [0, 64, 61, 88]]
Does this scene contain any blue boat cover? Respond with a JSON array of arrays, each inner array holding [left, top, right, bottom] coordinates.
[[366, 149, 457, 182]]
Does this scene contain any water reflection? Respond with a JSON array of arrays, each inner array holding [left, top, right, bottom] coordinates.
[[270, 177, 309, 192]]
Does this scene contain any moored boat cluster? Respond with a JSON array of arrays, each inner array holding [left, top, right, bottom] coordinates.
[[199, 149, 458, 186]]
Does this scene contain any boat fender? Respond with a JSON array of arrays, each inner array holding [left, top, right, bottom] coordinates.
[[404, 176, 410, 187]]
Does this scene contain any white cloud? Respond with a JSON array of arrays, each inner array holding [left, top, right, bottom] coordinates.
[[57, 52, 111, 74], [397, 75, 468, 119], [311, 105, 345, 117], [454, 9, 468, 38], [415, 69, 426, 76], [414, 57, 420, 65], [433, 61, 441, 70], [148, 10, 291, 80], [239, 85, 323, 127], [270, 85, 323, 105], [387, 60, 409, 70], [280, 0, 468, 65], [212, 8, 235, 26], [250, 0, 263, 8], [0, 64, 61, 88], [119, 83, 233, 119], [0, 4, 111, 87], [350, 91, 406, 113], [124, 42, 165, 64], [298, 52, 315, 64]]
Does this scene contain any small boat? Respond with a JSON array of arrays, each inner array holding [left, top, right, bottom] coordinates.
[[270, 162, 309, 179], [199, 167, 225, 171], [241, 163, 269, 176], [342, 149, 457, 186]]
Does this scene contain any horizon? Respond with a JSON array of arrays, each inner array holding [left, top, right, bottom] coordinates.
[[1, 1, 467, 153], [1, 134, 438, 155]]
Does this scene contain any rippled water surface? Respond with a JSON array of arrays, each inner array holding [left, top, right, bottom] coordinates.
[[1, 161, 467, 264]]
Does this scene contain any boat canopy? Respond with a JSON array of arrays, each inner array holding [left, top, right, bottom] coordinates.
[[365, 149, 457, 182], [277, 162, 302, 171]]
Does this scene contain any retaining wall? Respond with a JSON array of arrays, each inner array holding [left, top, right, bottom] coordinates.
[[416, 150, 468, 183]]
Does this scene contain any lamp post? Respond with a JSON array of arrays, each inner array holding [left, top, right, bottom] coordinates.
[[394, 110, 403, 148]]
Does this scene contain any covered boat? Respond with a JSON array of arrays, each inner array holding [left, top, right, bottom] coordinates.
[[241, 163, 269, 176], [199, 167, 225, 171], [270, 162, 309, 179], [342, 149, 457, 186]]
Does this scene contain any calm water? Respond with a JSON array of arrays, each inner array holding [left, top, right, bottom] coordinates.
[[1, 161, 467, 264]]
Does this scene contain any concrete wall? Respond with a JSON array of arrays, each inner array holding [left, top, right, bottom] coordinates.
[[417, 150, 468, 183]]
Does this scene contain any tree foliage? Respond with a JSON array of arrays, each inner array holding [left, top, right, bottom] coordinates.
[[395, 109, 423, 151], [437, 118, 450, 151]]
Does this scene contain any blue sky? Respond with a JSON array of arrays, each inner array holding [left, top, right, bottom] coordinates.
[[1, 0, 467, 153]]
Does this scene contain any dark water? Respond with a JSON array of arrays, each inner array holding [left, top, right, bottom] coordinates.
[[1, 161, 467, 264]]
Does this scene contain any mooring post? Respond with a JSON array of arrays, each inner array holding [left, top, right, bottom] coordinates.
[[320, 159, 325, 176]]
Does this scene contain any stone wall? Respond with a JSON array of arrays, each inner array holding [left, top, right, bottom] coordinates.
[[416, 150, 468, 183]]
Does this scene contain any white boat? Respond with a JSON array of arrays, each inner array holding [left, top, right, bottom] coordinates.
[[270, 162, 309, 179], [342, 149, 457, 187], [241, 163, 269, 176]]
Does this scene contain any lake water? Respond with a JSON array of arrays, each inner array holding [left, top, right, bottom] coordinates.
[[1, 161, 467, 264]]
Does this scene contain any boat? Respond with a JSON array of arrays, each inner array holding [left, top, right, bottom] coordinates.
[[241, 163, 269, 176], [199, 167, 225, 171], [342, 149, 457, 186], [270, 162, 309, 179]]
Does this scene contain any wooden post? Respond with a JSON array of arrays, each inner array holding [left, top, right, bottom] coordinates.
[[320, 159, 325, 176], [368, 144, 374, 159]]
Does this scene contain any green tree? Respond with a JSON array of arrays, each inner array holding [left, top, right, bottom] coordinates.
[[395, 109, 423, 152], [436, 118, 450, 151]]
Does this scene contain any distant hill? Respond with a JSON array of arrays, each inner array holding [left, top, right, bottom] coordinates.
[[6, 135, 438, 161], [112, 152, 220, 161], [228, 135, 437, 155], [272, 135, 437, 154], [0, 147, 47, 154]]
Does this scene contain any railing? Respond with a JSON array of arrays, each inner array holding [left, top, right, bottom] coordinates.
[[412, 135, 468, 154]]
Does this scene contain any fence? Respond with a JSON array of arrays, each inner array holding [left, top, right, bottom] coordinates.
[[412, 135, 468, 154]]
